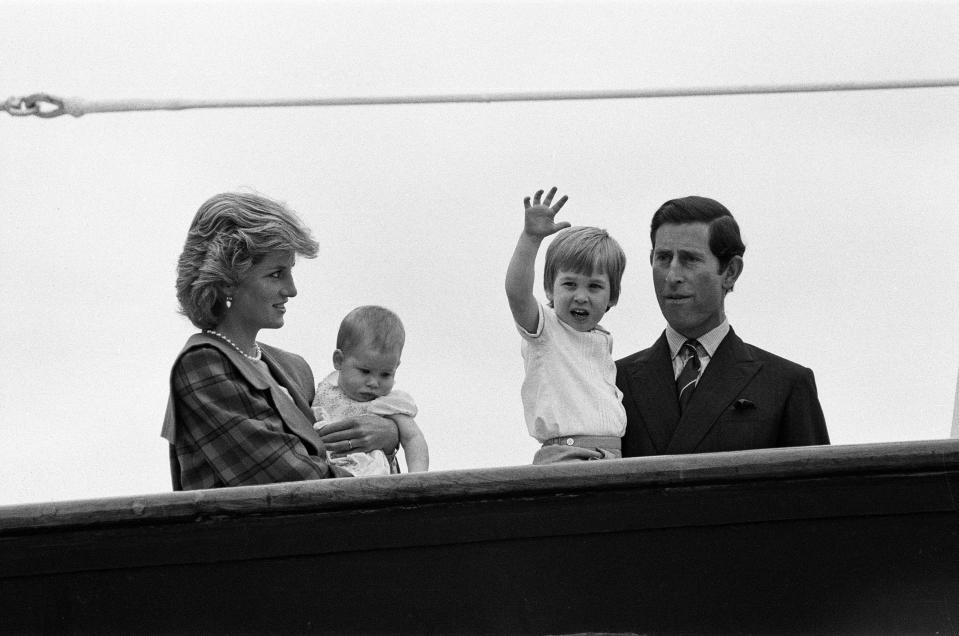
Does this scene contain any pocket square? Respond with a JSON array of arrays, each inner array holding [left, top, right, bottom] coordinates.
[[734, 399, 756, 410]]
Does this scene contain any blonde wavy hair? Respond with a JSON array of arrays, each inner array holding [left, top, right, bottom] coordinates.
[[176, 192, 319, 329]]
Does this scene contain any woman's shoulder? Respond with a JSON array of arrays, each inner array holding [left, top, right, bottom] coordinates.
[[171, 334, 258, 388], [172, 339, 234, 383], [178, 343, 226, 365], [174, 333, 229, 367]]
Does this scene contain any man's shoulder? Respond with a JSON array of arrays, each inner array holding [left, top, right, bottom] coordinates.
[[734, 335, 814, 377], [615, 334, 667, 368]]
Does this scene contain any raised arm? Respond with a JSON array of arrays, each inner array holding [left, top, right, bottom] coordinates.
[[505, 187, 571, 333]]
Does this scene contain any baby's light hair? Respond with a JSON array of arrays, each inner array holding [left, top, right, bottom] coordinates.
[[336, 305, 406, 355], [544, 226, 627, 306]]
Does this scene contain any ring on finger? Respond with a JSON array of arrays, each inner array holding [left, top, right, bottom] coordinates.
[[347, 440, 353, 451]]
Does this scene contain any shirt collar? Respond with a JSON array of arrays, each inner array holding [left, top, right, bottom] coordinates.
[[665, 318, 730, 360]]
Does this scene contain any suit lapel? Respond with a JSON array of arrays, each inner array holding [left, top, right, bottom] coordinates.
[[625, 334, 680, 453], [260, 345, 315, 420], [258, 347, 323, 455], [665, 328, 762, 453]]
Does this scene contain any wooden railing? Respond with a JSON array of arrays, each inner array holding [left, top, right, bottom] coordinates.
[[2, 440, 958, 634]]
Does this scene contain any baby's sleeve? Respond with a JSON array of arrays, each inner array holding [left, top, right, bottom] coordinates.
[[312, 379, 330, 406], [311, 405, 331, 429], [311, 379, 335, 427], [369, 390, 418, 417]]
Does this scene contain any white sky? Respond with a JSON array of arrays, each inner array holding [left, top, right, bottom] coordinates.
[[2, 0, 957, 506]]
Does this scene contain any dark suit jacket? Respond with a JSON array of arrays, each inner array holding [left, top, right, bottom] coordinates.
[[616, 328, 829, 456]]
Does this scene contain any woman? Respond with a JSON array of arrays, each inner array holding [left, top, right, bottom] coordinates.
[[162, 192, 398, 490]]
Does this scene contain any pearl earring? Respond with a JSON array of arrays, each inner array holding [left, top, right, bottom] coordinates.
[[226, 296, 233, 309]]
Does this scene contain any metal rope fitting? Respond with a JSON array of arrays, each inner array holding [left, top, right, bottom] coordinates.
[[3, 94, 65, 118]]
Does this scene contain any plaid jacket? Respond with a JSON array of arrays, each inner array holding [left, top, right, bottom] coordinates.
[[162, 333, 333, 490]]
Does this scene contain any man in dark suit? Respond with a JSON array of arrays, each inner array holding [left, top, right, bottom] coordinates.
[[616, 196, 829, 456]]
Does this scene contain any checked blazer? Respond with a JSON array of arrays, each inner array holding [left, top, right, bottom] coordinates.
[[162, 332, 333, 490], [615, 328, 829, 456]]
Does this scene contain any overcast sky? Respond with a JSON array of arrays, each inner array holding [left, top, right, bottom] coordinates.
[[2, 0, 958, 506]]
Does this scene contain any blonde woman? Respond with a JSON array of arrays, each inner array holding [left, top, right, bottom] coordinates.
[[162, 192, 398, 490]]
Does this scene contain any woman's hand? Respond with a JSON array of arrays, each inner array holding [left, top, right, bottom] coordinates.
[[318, 414, 399, 455]]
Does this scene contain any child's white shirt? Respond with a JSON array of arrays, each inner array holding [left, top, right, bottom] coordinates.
[[517, 303, 626, 442]]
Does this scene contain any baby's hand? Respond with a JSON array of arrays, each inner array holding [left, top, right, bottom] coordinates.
[[523, 187, 571, 239]]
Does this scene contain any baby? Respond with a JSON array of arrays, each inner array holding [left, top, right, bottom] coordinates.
[[505, 187, 628, 464], [312, 305, 429, 475]]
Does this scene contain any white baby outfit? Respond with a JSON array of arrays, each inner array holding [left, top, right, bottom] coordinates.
[[311, 371, 418, 477]]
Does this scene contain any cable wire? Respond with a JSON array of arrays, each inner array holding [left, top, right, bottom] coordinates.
[[6, 79, 959, 118]]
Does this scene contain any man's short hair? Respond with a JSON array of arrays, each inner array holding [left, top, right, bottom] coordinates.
[[650, 196, 746, 271], [544, 226, 627, 306], [336, 305, 405, 355]]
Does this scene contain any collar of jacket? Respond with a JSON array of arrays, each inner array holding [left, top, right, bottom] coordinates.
[[161, 332, 320, 454]]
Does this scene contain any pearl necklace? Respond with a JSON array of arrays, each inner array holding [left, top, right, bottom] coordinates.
[[204, 330, 262, 361]]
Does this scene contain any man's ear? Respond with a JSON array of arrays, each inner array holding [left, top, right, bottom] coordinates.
[[722, 256, 744, 292], [332, 349, 344, 370]]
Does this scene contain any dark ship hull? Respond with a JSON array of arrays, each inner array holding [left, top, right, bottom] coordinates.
[[2, 440, 958, 634]]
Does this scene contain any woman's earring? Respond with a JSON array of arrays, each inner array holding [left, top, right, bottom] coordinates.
[[226, 296, 233, 309]]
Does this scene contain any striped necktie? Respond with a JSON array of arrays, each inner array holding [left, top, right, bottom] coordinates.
[[677, 340, 702, 413]]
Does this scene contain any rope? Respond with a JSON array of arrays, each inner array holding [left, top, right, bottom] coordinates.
[[6, 78, 959, 118]]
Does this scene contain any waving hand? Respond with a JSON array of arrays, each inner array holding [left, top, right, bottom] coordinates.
[[523, 187, 571, 239], [506, 186, 572, 333]]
